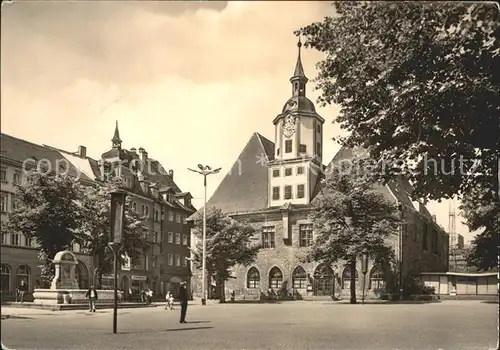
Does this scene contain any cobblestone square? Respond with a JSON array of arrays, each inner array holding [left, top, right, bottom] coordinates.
[[1, 301, 497, 350]]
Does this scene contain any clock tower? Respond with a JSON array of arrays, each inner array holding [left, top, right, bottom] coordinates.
[[267, 39, 325, 207]]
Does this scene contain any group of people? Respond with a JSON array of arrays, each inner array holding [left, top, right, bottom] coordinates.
[[140, 288, 153, 304], [84, 281, 190, 323]]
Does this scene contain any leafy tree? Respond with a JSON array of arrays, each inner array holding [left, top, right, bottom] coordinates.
[[308, 156, 401, 303], [461, 184, 499, 271], [296, 1, 499, 271], [77, 176, 149, 287], [191, 208, 261, 303], [7, 171, 82, 286]]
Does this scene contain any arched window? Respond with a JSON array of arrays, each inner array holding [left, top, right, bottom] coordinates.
[[268, 266, 283, 290], [341, 266, 359, 289], [16, 265, 30, 291], [313, 264, 334, 296], [1, 264, 11, 293], [292, 266, 307, 289], [369, 266, 385, 290], [247, 267, 260, 289]]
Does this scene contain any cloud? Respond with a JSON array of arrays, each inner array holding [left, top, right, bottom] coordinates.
[[1, 1, 331, 91]]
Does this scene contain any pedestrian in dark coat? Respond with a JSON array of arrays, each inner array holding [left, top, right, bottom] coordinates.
[[17, 281, 28, 303], [85, 286, 98, 312], [178, 281, 188, 323]]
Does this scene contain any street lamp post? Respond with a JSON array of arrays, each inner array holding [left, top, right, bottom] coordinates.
[[398, 204, 405, 301], [188, 164, 221, 306], [109, 189, 127, 334], [361, 249, 369, 305]]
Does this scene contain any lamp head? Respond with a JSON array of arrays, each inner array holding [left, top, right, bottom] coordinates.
[[198, 164, 204, 170]]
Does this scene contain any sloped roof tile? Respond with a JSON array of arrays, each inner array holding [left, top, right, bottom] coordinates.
[[327, 144, 434, 218], [194, 132, 272, 215], [0, 133, 93, 182]]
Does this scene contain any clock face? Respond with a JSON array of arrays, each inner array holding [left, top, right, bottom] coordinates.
[[283, 115, 297, 138]]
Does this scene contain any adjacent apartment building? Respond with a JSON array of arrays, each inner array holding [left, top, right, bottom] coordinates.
[[0, 125, 195, 301], [189, 41, 449, 300]]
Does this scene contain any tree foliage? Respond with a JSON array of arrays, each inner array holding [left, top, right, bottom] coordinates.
[[191, 207, 261, 303], [7, 171, 82, 285], [461, 184, 499, 270], [77, 176, 149, 286], [308, 157, 401, 303], [7, 173, 149, 287], [296, 1, 499, 271]]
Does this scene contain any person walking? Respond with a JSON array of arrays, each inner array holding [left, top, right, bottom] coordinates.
[[178, 281, 188, 323], [17, 281, 28, 303], [85, 285, 98, 312]]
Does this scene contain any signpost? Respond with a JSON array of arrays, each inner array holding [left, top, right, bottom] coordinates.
[[109, 189, 126, 334]]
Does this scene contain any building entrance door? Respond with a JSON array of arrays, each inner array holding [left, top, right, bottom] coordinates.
[[313, 264, 334, 296]]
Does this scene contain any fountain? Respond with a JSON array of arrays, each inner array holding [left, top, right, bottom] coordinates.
[[33, 250, 116, 305]]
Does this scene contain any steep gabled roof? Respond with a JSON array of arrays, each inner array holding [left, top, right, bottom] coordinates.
[[145, 159, 180, 193], [191, 132, 274, 216], [256, 133, 275, 161], [326, 145, 436, 219], [0, 133, 93, 182]]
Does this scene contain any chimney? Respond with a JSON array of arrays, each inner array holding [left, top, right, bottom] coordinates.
[[431, 215, 437, 222], [169, 169, 174, 179], [78, 146, 87, 158], [138, 147, 148, 164]]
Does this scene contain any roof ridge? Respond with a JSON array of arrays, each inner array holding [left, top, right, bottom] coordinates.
[[43, 144, 97, 161], [1, 132, 54, 151], [254, 133, 270, 162], [255, 132, 273, 145]]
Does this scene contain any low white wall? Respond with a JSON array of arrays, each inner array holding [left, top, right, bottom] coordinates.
[[33, 289, 120, 305]]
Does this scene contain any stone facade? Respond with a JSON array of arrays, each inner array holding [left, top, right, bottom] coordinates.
[[221, 202, 449, 301]]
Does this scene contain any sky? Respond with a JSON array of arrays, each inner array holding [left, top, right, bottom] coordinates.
[[1, 1, 475, 243]]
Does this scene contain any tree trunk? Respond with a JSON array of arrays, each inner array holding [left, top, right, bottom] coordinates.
[[349, 258, 357, 304], [218, 277, 226, 303]]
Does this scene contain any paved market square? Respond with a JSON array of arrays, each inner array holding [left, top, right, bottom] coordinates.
[[1, 301, 498, 350]]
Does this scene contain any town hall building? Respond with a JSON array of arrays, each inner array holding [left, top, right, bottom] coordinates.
[[190, 40, 449, 301]]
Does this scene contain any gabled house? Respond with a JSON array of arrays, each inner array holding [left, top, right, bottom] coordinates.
[[0, 125, 196, 301]]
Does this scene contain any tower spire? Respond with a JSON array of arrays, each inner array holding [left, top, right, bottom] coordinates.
[[290, 37, 308, 97], [112, 120, 122, 148], [293, 37, 306, 78]]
